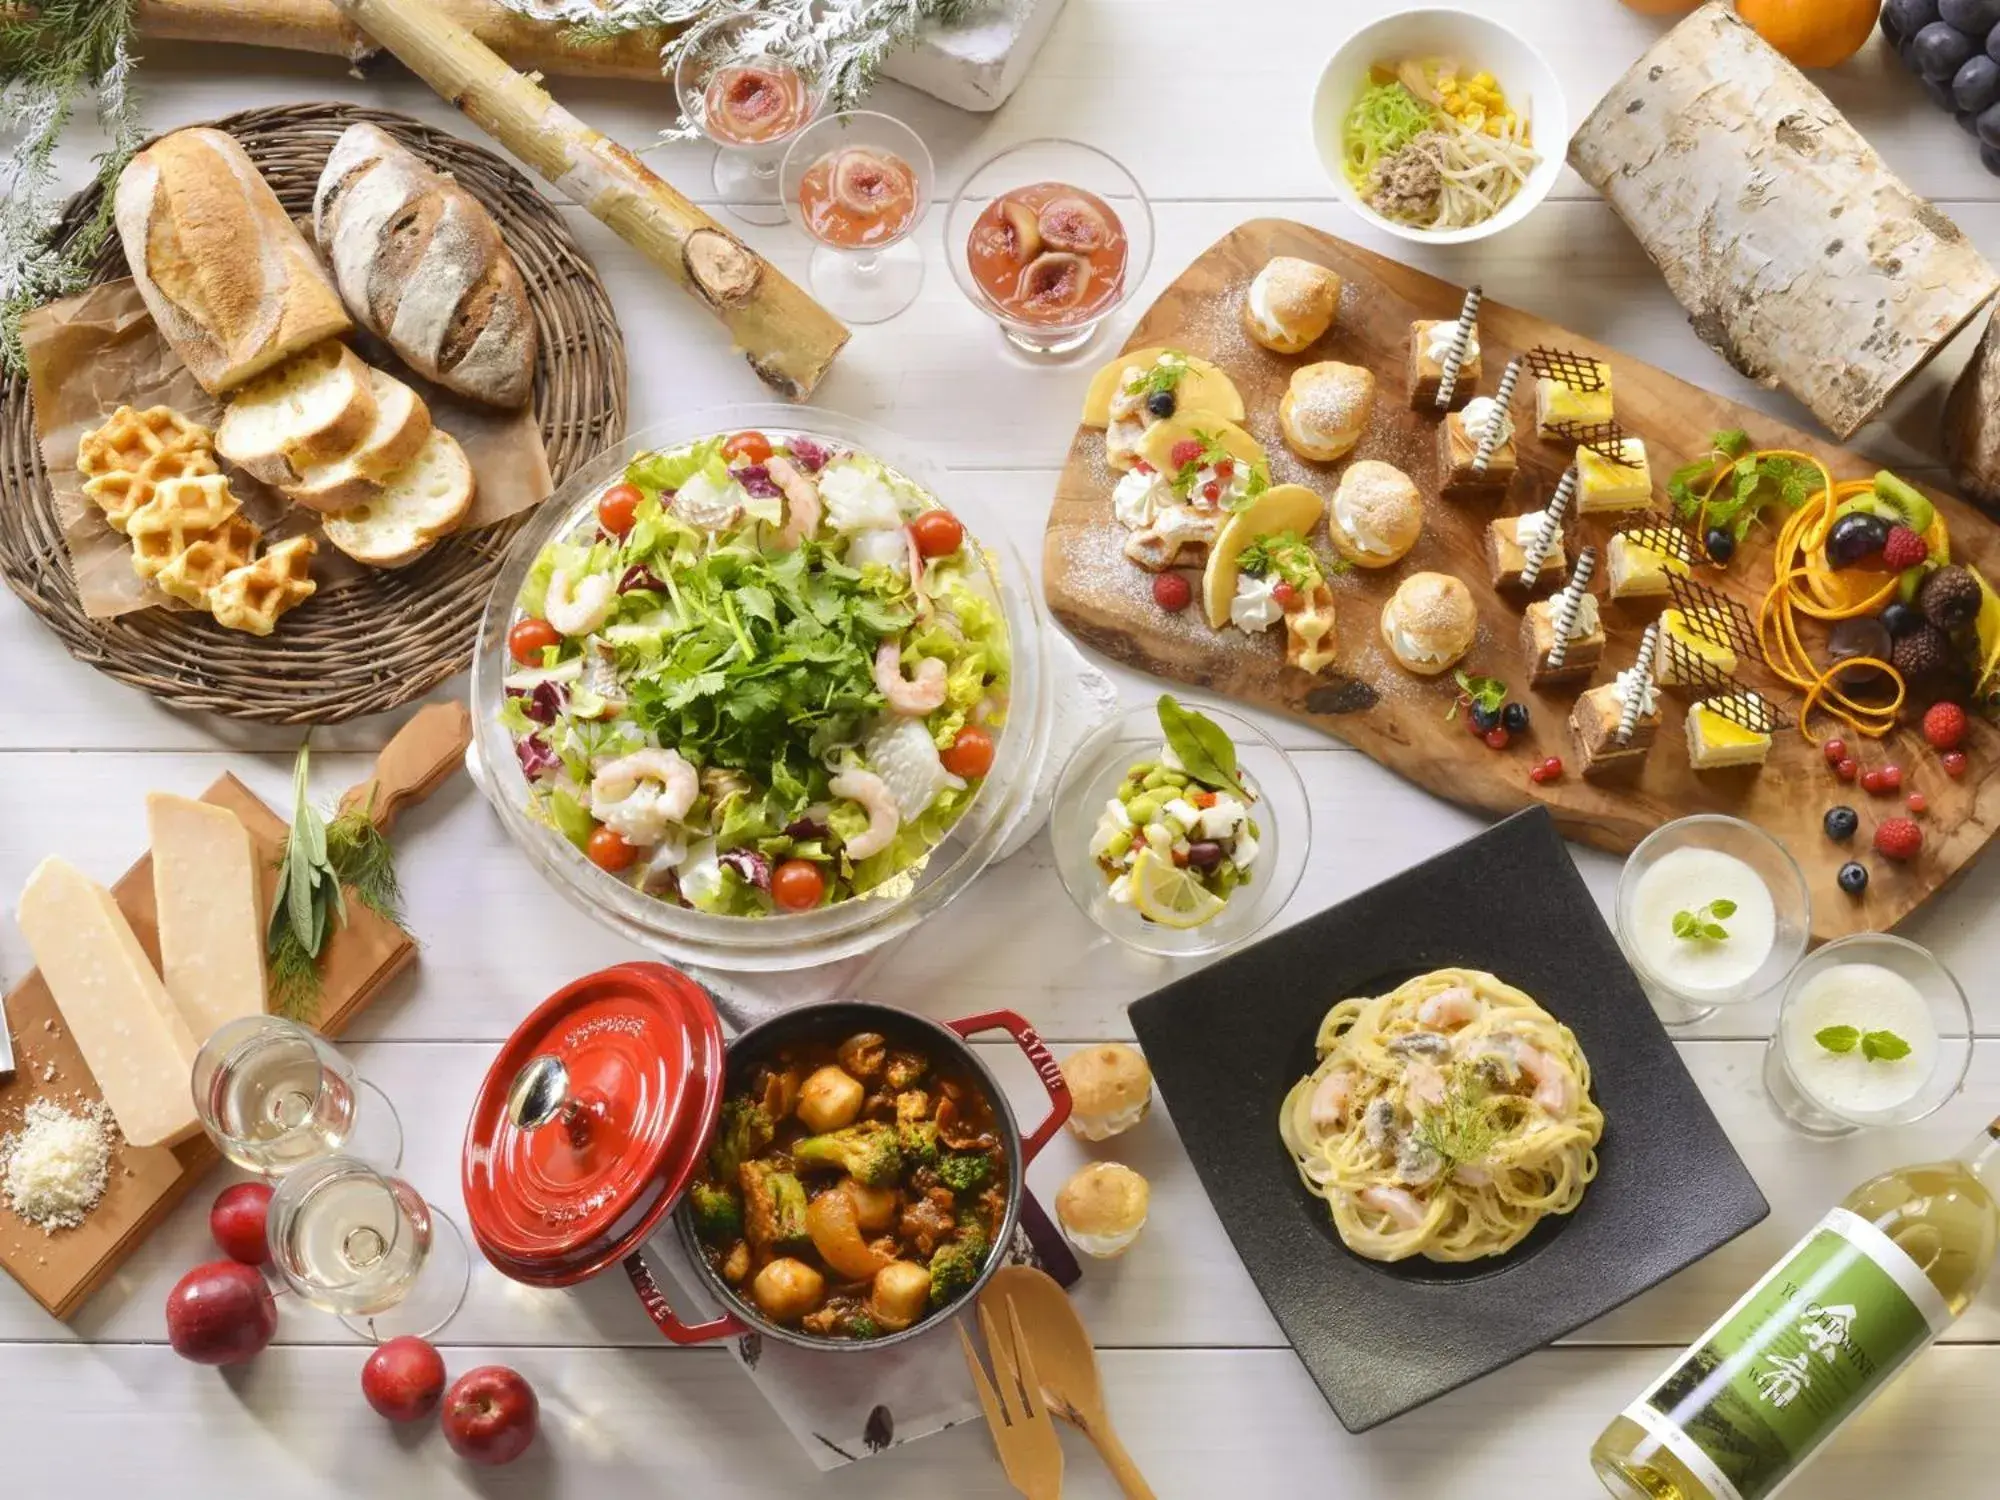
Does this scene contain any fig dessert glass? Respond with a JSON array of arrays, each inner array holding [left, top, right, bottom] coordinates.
[[781, 111, 934, 324], [673, 13, 823, 226]]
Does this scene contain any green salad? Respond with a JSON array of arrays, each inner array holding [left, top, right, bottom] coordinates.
[[502, 428, 1010, 917]]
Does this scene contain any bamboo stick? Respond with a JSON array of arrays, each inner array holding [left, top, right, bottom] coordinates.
[[328, 0, 848, 400], [136, 0, 675, 79]]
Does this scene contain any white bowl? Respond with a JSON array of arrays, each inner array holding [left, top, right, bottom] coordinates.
[[1311, 7, 1567, 247]]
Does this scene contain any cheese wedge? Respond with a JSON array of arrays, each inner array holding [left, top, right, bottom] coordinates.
[[148, 794, 267, 1043], [16, 857, 202, 1147]]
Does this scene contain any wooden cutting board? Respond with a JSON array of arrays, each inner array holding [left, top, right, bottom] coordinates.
[[1044, 219, 2000, 943], [0, 703, 469, 1318]]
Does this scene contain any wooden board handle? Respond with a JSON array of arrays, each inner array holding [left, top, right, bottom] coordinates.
[[337, 701, 472, 834]]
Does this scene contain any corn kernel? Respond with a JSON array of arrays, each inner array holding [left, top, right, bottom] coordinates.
[[1483, 118, 1503, 137], [1471, 71, 1496, 89], [1462, 109, 1486, 131]]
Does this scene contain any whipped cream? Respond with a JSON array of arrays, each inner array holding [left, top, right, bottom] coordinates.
[[1069, 1101, 1151, 1143], [1183, 462, 1253, 510], [1567, 593, 1601, 639], [1391, 622, 1450, 664], [1614, 665, 1659, 718], [1513, 509, 1554, 549], [1246, 269, 1285, 340], [1427, 321, 1479, 366], [1230, 572, 1285, 634], [1336, 498, 1399, 557], [1112, 468, 1170, 530], [1061, 1222, 1144, 1259], [1462, 395, 1514, 450]]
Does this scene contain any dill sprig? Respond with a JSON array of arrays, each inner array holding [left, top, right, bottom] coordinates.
[[0, 0, 145, 374], [1412, 1068, 1504, 1170]]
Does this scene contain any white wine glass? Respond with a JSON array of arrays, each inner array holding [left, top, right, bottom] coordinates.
[[191, 1015, 402, 1176], [267, 1155, 470, 1342]]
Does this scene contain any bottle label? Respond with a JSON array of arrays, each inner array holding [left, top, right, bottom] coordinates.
[[1621, 1206, 1951, 1500]]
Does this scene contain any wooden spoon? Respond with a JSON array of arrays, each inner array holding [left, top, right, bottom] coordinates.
[[979, 1266, 1156, 1500]]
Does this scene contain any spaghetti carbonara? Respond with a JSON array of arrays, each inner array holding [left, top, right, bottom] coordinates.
[[1279, 968, 1603, 1263]]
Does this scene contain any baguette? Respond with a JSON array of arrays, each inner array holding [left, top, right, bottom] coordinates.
[[314, 122, 537, 409], [215, 341, 378, 487], [321, 428, 475, 568], [285, 368, 434, 514], [114, 128, 352, 396]]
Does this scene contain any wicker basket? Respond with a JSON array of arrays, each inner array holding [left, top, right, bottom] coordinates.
[[0, 102, 628, 725]]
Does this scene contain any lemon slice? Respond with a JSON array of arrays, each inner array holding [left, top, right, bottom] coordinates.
[[1129, 850, 1228, 930]]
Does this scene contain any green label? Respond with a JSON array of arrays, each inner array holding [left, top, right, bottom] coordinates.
[[1632, 1207, 1949, 1500]]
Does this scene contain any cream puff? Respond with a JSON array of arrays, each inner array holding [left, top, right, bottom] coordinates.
[[1330, 460, 1422, 569], [1379, 571, 1477, 676], [1280, 361, 1374, 463], [1055, 1163, 1151, 1260], [1242, 256, 1341, 354], [1061, 1044, 1154, 1142]]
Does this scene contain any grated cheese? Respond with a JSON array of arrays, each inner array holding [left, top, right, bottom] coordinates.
[[1, 1098, 117, 1232]]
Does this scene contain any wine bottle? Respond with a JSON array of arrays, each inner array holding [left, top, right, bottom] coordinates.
[[1590, 1116, 2000, 1500]]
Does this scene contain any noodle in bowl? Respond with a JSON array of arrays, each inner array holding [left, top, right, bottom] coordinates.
[[1280, 968, 1603, 1263]]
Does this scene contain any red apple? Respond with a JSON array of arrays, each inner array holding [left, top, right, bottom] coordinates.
[[209, 1182, 274, 1266], [441, 1365, 539, 1466], [362, 1336, 447, 1422], [165, 1260, 277, 1365]]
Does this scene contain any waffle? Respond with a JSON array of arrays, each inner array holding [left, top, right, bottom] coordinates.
[[76, 405, 213, 479], [82, 446, 221, 534], [127, 475, 250, 581], [153, 518, 263, 606], [210, 537, 318, 636]]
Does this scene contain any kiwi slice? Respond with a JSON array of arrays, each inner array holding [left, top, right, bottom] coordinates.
[[1873, 471, 1936, 534]]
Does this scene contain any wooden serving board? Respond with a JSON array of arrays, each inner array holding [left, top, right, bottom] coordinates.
[[0, 704, 469, 1318], [1045, 219, 2000, 943]]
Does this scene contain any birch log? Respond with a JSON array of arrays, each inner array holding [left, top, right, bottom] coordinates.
[[135, 0, 674, 80], [1944, 313, 2000, 513], [328, 0, 849, 400], [1567, 1, 1998, 441]]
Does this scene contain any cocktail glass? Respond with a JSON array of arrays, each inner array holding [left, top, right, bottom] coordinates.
[[781, 111, 933, 325]]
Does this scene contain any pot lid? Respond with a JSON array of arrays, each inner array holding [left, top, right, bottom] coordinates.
[[463, 962, 726, 1286]]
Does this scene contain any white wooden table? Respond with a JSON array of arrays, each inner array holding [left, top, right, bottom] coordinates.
[[4, 3, 1997, 1493]]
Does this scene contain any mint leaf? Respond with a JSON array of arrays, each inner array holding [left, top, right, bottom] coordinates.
[[1673, 900, 1732, 942], [1452, 670, 1508, 714], [1815, 1025, 1861, 1055], [1861, 1030, 1912, 1062], [1672, 911, 1699, 940], [1710, 899, 1737, 919], [1714, 429, 1753, 460], [1157, 694, 1247, 798]]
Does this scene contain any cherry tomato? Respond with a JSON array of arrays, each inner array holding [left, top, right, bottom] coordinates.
[[910, 510, 966, 559], [508, 618, 562, 665], [941, 726, 995, 779], [723, 431, 774, 465], [772, 859, 826, 912], [586, 827, 639, 873], [597, 482, 643, 537]]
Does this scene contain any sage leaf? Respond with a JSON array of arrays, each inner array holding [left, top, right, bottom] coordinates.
[[1158, 695, 1247, 798]]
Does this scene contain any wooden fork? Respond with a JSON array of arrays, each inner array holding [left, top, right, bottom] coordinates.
[[959, 1297, 1065, 1500]]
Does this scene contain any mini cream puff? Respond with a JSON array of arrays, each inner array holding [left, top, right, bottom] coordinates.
[[1379, 571, 1477, 676], [1242, 256, 1341, 354], [1055, 1163, 1152, 1260], [1329, 460, 1423, 569], [1280, 361, 1374, 463], [1060, 1044, 1154, 1142]]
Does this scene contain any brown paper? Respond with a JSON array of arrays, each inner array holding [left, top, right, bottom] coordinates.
[[22, 280, 554, 621]]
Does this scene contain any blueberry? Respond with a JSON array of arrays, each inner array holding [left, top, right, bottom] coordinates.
[[1502, 701, 1529, 733], [1145, 389, 1176, 419], [1824, 806, 1860, 842], [1881, 602, 1923, 638], [1704, 527, 1736, 565], [1471, 703, 1501, 734], [1838, 861, 1871, 896]]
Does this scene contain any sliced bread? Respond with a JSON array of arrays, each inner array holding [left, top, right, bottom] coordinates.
[[284, 368, 434, 514], [216, 340, 378, 487], [321, 428, 475, 569]]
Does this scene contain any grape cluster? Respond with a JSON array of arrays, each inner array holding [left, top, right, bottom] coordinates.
[[1886, 0, 2000, 172]]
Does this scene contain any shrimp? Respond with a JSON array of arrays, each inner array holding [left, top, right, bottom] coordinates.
[[1417, 986, 1482, 1030], [544, 567, 616, 637], [831, 769, 901, 860], [1308, 1069, 1356, 1133], [767, 454, 822, 550], [874, 638, 948, 716], [1405, 1058, 1448, 1109], [588, 749, 698, 848], [1515, 1041, 1574, 1117], [1358, 1185, 1427, 1231]]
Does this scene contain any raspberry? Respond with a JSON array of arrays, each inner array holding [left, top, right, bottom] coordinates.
[[1908, 792, 1929, 814], [1835, 758, 1858, 782], [1823, 738, 1848, 767], [1873, 817, 1923, 862], [1922, 701, 1968, 751], [1944, 751, 1969, 779], [1882, 525, 1929, 571], [1484, 726, 1511, 751], [1151, 573, 1192, 612], [1169, 439, 1204, 469]]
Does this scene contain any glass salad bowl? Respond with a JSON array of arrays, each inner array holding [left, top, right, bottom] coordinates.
[[469, 405, 1053, 972]]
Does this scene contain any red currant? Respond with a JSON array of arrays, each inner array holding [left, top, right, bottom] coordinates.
[[1908, 792, 1929, 814], [1861, 769, 1887, 795], [1203, 481, 1221, 503], [1823, 738, 1847, 767], [1484, 726, 1511, 751], [1151, 573, 1192, 612], [1213, 459, 1234, 479], [1272, 581, 1300, 609], [1835, 758, 1858, 782], [1881, 764, 1904, 791], [1943, 751, 1969, 779]]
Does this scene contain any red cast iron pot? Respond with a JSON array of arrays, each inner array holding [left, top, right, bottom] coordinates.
[[463, 965, 1070, 1353]]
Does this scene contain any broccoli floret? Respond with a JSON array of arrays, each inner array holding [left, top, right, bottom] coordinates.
[[741, 1161, 809, 1250], [791, 1121, 903, 1187], [689, 1181, 741, 1244], [709, 1098, 775, 1182], [897, 1119, 940, 1169], [847, 1311, 881, 1341], [955, 1212, 991, 1260], [928, 1236, 989, 1309], [937, 1151, 993, 1194]]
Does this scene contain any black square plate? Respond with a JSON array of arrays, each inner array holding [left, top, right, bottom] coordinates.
[[1130, 807, 1769, 1432]]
